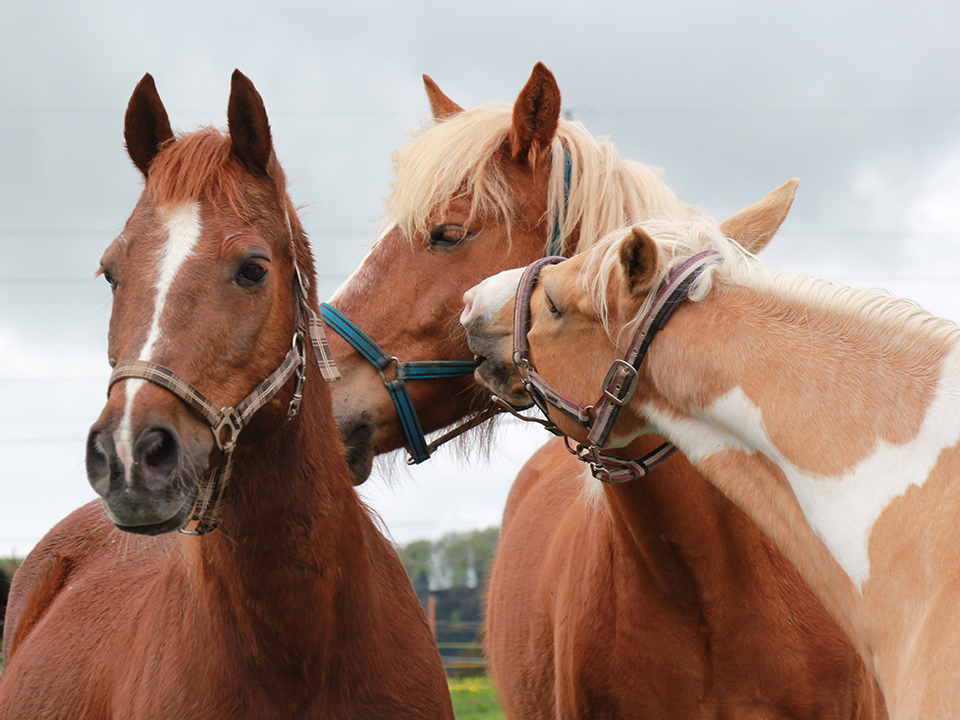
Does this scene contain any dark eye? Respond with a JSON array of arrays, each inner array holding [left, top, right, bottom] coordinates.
[[237, 261, 268, 287], [545, 292, 560, 316], [101, 267, 118, 291], [429, 224, 476, 248]]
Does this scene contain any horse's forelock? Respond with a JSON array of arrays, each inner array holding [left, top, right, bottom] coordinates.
[[387, 104, 517, 242], [580, 215, 737, 345], [145, 128, 314, 282]]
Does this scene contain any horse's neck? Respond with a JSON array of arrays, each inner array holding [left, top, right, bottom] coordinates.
[[600, 440, 774, 596], [179, 378, 371, 649], [646, 281, 960, 676]]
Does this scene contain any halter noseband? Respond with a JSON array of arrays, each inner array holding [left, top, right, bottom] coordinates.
[[510, 249, 720, 483], [108, 267, 341, 535]]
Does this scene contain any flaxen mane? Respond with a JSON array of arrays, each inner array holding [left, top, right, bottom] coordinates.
[[386, 103, 694, 253], [583, 217, 960, 356]]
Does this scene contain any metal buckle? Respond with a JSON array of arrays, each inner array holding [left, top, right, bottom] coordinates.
[[213, 408, 241, 452], [287, 332, 307, 420], [601, 359, 639, 406]]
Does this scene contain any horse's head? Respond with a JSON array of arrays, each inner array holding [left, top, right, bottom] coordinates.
[[462, 180, 799, 446], [86, 71, 311, 534], [327, 63, 565, 480]]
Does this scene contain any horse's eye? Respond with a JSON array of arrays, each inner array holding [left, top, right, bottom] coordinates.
[[101, 268, 118, 291], [237, 261, 268, 287], [429, 224, 476, 248], [545, 293, 561, 316]]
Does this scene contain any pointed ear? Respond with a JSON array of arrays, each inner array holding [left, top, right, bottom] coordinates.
[[508, 62, 561, 164], [619, 226, 660, 295], [124, 73, 174, 178], [227, 69, 273, 175], [719, 178, 799, 254], [423, 74, 464, 120]]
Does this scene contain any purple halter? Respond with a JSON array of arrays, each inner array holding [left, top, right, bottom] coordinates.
[[509, 250, 719, 482]]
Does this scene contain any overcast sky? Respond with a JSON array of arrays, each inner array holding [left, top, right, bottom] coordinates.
[[2, 0, 959, 556]]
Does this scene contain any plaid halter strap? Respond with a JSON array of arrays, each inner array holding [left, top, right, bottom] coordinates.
[[108, 266, 340, 536]]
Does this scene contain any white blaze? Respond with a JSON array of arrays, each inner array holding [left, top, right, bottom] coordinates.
[[460, 267, 524, 326], [115, 203, 202, 483]]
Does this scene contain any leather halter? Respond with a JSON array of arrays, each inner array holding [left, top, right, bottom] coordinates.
[[510, 249, 720, 482], [108, 267, 341, 536]]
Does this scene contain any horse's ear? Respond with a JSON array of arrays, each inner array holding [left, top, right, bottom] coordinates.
[[719, 178, 799, 254], [423, 74, 464, 120], [124, 73, 174, 178], [619, 226, 660, 295], [508, 62, 561, 164], [227, 69, 274, 175]]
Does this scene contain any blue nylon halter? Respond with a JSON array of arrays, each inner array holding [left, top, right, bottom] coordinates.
[[321, 145, 572, 464], [319, 302, 478, 464], [546, 147, 572, 257]]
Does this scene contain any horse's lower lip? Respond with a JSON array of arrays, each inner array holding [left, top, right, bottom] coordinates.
[[113, 514, 186, 536]]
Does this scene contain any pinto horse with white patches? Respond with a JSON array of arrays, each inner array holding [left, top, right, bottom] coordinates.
[[327, 64, 885, 718], [0, 71, 453, 719], [462, 217, 960, 717]]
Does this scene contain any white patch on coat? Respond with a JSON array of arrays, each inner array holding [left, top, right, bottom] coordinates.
[[644, 342, 960, 592], [115, 203, 202, 483]]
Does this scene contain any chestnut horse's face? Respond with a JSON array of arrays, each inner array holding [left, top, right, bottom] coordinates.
[[328, 65, 561, 481], [86, 72, 300, 534], [462, 253, 627, 445]]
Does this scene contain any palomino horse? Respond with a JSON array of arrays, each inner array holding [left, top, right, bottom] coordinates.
[[0, 71, 453, 719], [462, 217, 957, 719], [326, 65, 885, 717]]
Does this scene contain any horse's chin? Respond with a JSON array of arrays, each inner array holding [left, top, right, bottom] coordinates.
[[101, 482, 199, 536], [341, 422, 374, 485], [113, 512, 190, 536], [475, 361, 530, 409]]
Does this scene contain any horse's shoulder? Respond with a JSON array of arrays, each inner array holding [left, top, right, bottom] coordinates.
[[502, 437, 581, 525], [3, 501, 174, 661]]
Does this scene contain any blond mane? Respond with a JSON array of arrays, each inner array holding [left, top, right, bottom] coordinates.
[[582, 217, 960, 354], [386, 103, 693, 253]]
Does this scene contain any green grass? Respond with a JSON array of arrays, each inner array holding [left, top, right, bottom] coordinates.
[[449, 676, 506, 720]]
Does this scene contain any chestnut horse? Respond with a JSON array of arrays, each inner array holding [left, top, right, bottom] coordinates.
[[462, 216, 960, 719], [326, 65, 885, 717], [0, 71, 453, 719]]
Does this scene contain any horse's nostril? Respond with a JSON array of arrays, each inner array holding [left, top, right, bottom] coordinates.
[[136, 427, 180, 489], [86, 430, 113, 496]]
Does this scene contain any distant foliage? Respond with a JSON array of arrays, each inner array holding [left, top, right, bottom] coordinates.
[[398, 527, 499, 594]]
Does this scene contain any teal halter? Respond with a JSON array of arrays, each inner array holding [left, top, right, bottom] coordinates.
[[319, 302, 477, 464], [321, 147, 573, 464]]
